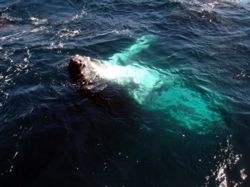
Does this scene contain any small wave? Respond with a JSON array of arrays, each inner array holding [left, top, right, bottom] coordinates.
[[0, 32, 23, 42], [29, 17, 47, 26], [57, 28, 80, 38], [48, 41, 64, 49], [30, 26, 46, 33], [111, 29, 132, 36], [0, 12, 22, 22], [70, 9, 87, 21], [95, 29, 133, 37], [63, 8, 87, 24], [172, 0, 250, 21], [234, 70, 250, 80], [0, 47, 30, 92]]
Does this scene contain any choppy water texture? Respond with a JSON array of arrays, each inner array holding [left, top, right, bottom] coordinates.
[[0, 0, 250, 186]]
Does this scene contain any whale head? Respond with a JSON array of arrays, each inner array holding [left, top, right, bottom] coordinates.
[[68, 55, 92, 81], [68, 54, 101, 83], [68, 54, 108, 93]]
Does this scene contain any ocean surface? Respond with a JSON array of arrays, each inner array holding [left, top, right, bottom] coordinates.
[[0, 0, 250, 186]]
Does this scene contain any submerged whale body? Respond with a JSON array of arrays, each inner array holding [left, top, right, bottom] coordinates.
[[68, 53, 222, 134]]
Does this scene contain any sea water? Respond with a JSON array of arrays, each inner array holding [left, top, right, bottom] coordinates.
[[0, 0, 249, 186]]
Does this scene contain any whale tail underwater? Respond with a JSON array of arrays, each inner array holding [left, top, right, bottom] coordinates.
[[69, 35, 223, 134]]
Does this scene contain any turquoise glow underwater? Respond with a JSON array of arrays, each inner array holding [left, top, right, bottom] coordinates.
[[104, 35, 223, 134]]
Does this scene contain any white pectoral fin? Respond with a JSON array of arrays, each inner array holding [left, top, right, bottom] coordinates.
[[108, 34, 157, 65]]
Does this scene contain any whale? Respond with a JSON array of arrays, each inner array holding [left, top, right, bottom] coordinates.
[[68, 35, 223, 134]]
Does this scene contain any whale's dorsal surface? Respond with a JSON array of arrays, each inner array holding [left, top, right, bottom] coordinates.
[[68, 54, 167, 102]]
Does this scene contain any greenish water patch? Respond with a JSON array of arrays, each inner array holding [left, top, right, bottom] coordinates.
[[148, 86, 222, 134]]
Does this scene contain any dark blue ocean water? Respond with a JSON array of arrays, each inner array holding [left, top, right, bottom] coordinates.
[[0, 0, 250, 186]]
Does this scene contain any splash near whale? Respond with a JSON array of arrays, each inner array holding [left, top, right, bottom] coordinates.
[[69, 35, 223, 134]]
